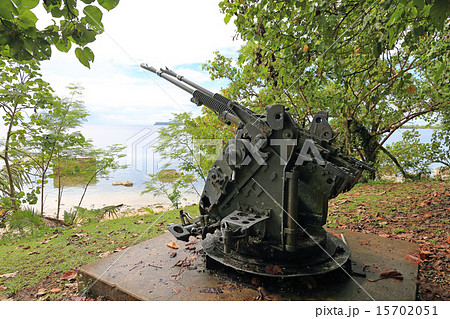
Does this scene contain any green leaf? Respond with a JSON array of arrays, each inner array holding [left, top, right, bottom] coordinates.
[[19, 10, 38, 28], [413, 0, 424, 10], [50, 7, 63, 18], [55, 38, 72, 52], [0, 0, 18, 19], [81, 0, 95, 3], [434, 61, 445, 83], [372, 41, 383, 58], [83, 5, 103, 28], [75, 47, 94, 68], [429, 0, 449, 30], [98, 0, 119, 11], [13, 0, 39, 10], [224, 14, 231, 24]]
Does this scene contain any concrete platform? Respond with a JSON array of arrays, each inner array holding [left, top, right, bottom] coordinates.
[[79, 229, 419, 301]]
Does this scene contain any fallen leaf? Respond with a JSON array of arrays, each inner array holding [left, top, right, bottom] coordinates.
[[169, 251, 177, 258], [359, 241, 371, 246], [380, 270, 403, 281], [50, 288, 62, 293], [72, 233, 87, 239], [173, 257, 191, 268], [22, 245, 30, 250], [419, 251, 432, 260], [404, 254, 422, 264], [172, 288, 180, 295], [264, 264, 283, 275], [99, 251, 111, 258], [28, 251, 40, 255], [61, 270, 78, 281], [36, 288, 46, 296], [0, 271, 18, 278], [167, 241, 179, 249], [49, 234, 58, 239], [130, 233, 139, 238], [0, 285, 6, 291], [170, 274, 182, 281], [354, 47, 361, 53], [65, 283, 77, 289]]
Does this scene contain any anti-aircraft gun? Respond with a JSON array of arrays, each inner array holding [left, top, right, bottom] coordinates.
[[141, 63, 372, 277]]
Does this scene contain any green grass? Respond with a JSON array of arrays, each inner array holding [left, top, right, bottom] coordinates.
[[0, 205, 199, 295]]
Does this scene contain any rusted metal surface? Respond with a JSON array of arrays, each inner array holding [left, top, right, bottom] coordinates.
[[79, 229, 419, 301]]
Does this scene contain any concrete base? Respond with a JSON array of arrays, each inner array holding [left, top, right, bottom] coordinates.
[[79, 229, 419, 301]]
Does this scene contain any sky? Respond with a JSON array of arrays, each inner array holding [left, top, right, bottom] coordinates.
[[38, 0, 243, 125]]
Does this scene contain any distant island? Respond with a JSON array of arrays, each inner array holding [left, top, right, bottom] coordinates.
[[154, 122, 170, 125]]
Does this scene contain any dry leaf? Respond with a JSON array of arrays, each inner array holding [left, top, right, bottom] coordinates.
[[0, 271, 18, 278], [0, 285, 6, 291], [99, 251, 111, 258], [404, 254, 422, 264], [167, 241, 179, 249], [419, 251, 432, 260], [130, 233, 139, 238], [51, 288, 62, 293], [61, 270, 77, 281], [359, 241, 370, 246], [406, 84, 416, 94], [303, 44, 309, 52], [170, 274, 182, 281], [28, 251, 40, 255], [380, 270, 403, 281], [264, 264, 283, 275], [172, 288, 180, 295], [354, 47, 361, 53], [36, 288, 46, 296]]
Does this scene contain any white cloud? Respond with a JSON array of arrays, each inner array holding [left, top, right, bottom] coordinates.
[[38, 0, 242, 125]]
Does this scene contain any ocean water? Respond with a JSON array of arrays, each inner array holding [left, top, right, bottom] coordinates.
[[0, 123, 441, 215], [0, 124, 202, 215]]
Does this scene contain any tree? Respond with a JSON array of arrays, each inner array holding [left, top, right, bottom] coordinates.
[[0, 59, 54, 212], [76, 143, 126, 208], [208, 0, 449, 177], [142, 164, 196, 209], [154, 112, 235, 183], [381, 128, 450, 178], [0, 0, 120, 66], [23, 84, 89, 215]]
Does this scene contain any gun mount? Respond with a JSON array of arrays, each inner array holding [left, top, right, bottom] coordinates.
[[141, 63, 372, 277]]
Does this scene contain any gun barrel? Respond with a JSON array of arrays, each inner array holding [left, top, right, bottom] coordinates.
[[140, 63, 194, 95], [141, 63, 247, 127], [160, 67, 215, 98]]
